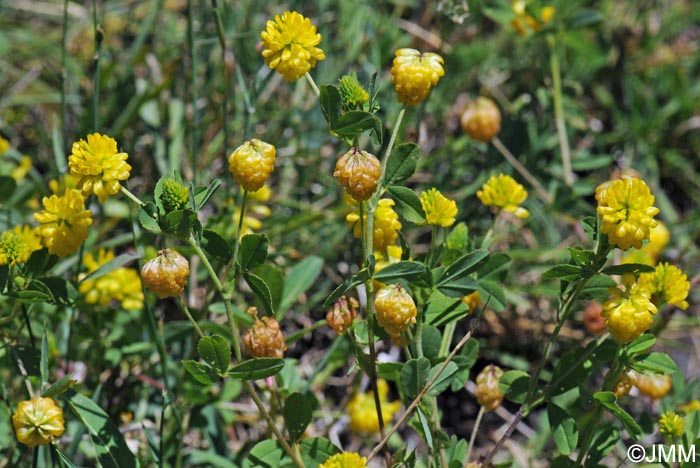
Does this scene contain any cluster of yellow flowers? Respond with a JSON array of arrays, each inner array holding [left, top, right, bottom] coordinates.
[[79, 249, 143, 310], [346, 198, 402, 253], [319, 452, 367, 468], [12, 397, 65, 448], [659, 410, 684, 439], [477, 173, 530, 219], [347, 379, 401, 434], [510, 0, 555, 36], [0, 225, 41, 266]]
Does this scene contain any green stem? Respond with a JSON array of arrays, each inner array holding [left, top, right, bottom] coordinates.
[[91, 0, 101, 132], [176, 296, 204, 338], [187, 0, 201, 185], [465, 406, 485, 466], [379, 107, 406, 181], [548, 34, 574, 186], [120, 185, 146, 207], [229, 190, 249, 278], [60, 0, 69, 149], [304, 72, 320, 97]]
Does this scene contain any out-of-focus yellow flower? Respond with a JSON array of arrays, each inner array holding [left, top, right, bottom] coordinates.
[[49, 174, 80, 194], [346, 199, 402, 252], [597, 177, 659, 250], [319, 452, 367, 468], [601, 274, 657, 344], [69, 133, 131, 203], [637, 263, 690, 310], [79, 249, 143, 310], [231, 185, 272, 235], [477, 174, 529, 218], [0, 136, 9, 154], [461, 291, 481, 312], [390, 48, 445, 106], [12, 397, 65, 448], [11, 156, 32, 181], [261, 11, 325, 82], [373, 245, 403, 290], [347, 379, 401, 434], [659, 410, 684, 438], [420, 188, 458, 227], [634, 372, 672, 400], [0, 225, 42, 265], [34, 189, 92, 257], [510, 1, 555, 36], [678, 400, 700, 414], [614, 371, 636, 398]]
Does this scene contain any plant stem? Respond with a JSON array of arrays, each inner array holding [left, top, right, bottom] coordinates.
[[304, 72, 320, 97], [492, 137, 552, 204], [230, 190, 248, 277], [548, 34, 574, 186], [91, 0, 101, 132], [176, 296, 204, 338], [465, 406, 485, 466], [187, 0, 201, 185], [379, 107, 406, 180], [60, 0, 69, 149], [120, 185, 146, 207]]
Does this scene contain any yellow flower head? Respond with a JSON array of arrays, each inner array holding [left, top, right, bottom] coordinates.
[[390, 48, 445, 106], [634, 372, 672, 400], [319, 452, 367, 468], [420, 188, 458, 227], [34, 189, 92, 257], [11, 156, 33, 181], [477, 174, 529, 218], [79, 249, 143, 310], [659, 410, 684, 439], [0, 136, 9, 154], [596, 177, 659, 250], [601, 274, 658, 344], [510, 1, 555, 36], [347, 379, 401, 434], [637, 263, 690, 310], [228, 139, 276, 192], [261, 11, 326, 82], [346, 198, 402, 252], [0, 225, 41, 266], [12, 397, 65, 448], [69, 133, 131, 203], [461, 290, 481, 312], [613, 371, 637, 398]]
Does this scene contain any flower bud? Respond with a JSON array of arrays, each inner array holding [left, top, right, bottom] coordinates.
[[160, 178, 190, 212]]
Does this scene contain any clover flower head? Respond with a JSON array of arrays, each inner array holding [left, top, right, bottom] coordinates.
[[510, 1, 555, 36], [33, 189, 92, 257], [79, 249, 143, 310], [12, 397, 65, 448], [601, 274, 658, 344], [346, 198, 402, 252], [390, 48, 445, 106], [596, 177, 659, 250], [461, 291, 482, 313], [319, 452, 367, 468], [339, 73, 369, 110], [347, 379, 401, 434], [261, 11, 326, 82], [634, 371, 672, 400], [228, 139, 276, 192], [637, 263, 690, 310], [659, 410, 684, 439], [420, 188, 458, 227], [0, 225, 41, 265], [69, 133, 131, 202], [0, 136, 9, 154], [477, 173, 529, 218]]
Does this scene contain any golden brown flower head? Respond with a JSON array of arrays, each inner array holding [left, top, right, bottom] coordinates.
[[33, 189, 93, 257], [334, 148, 381, 201], [228, 139, 276, 192], [12, 397, 65, 448], [261, 11, 326, 82], [635, 372, 672, 400], [375, 284, 417, 339], [141, 248, 190, 299], [475, 365, 504, 411], [460, 97, 502, 142], [390, 48, 445, 106], [326, 296, 359, 335], [69, 133, 131, 202], [243, 315, 287, 358]]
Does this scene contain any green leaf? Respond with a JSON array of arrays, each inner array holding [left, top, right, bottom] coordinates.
[[197, 335, 231, 374], [568, 248, 595, 267], [424, 290, 470, 327], [400, 357, 430, 399], [499, 370, 530, 404], [280, 256, 323, 314], [42, 375, 76, 398], [78, 253, 140, 284], [319, 85, 342, 129], [55, 448, 79, 468], [244, 272, 274, 315], [586, 425, 620, 465], [41, 276, 77, 305], [477, 252, 511, 282], [162, 209, 201, 240], [416, 406, 434, 450], [438, 276, 478, 298], [300, 437, 341, 468], [228, 358, 285, 380], [255, 265, 285, 319], [16, 280, 54, 303], [421, 325, 442, 361], [41, 330, 49, 387], [428, 362, 459, 396], [602, 263, 655, 276], [67, 391, 137, 468], [373, 261, 430, 285], [547, 344, 594, 398], [542, 264, 582, 281], [202, 230, 232, 263], [594, 391, 642, 439], [579, 274, 617, 299], [378, 362, 403, 382], [446, 222, 469, 251], [138, 202, 161, 232], [183, 359, 217, 385], [631, 352, 678, 375], [451, 339, 480, 392], [247, 439, 288, 468], [238, 234, 269, 272], [194, 178, 222, 210], [383, 143, 418, 185], [188, 450, 238, 468], [477, 279, 507, 312], [283, 393, 312, 442], [438, 249, 489, 285], [569, 8, 604, 28], [0, 176, 16, 199], [332, 111, 380, 138], [386, 185, 426, 223], [547, 403, 579, 455], [626, 334, 656, 356], [25, 248, 51, 277], [322, 276, 364, 309]]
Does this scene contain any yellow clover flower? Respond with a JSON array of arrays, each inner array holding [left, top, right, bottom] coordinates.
[[69, 133, 131, 202], [0, 225, 41, 266], [34, 189, 93, 257], [596, 177, 659, 250], [319, 452, 367, 468], [601, 274, 657, 344], [0, 136, 9, 154], [659, 410, 684, 439], [231, 185, 272, 235], [12, 397, 65, 448], [261, 11, 326, 82], [390, 48, 445, 106], [79, 249, 144, 310], [477, 174, 529, 218], [510, 1, 555, 36], [347, 379, 401, 434], [420, 188, 458, 227], [637, 263, 690, 310], [346, 198, 402, 252]]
